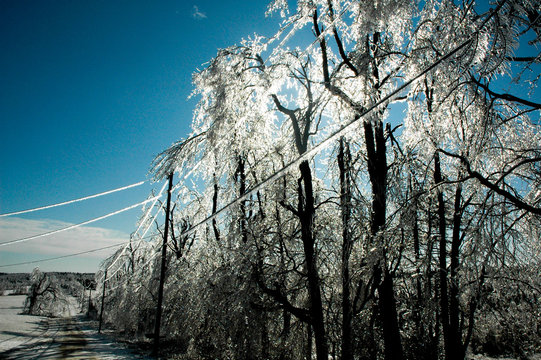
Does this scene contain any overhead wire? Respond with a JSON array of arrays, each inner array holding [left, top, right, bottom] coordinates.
[[0, 232, 161, 270], [98, 167, 208, 285], [96, 118, 260, 283], [0, 181, 146, 218], [0, 180, 166, 278], [98, 198, 168, 283], [0, 243, 126, 268], [97, 209, 164, 284], [0, 195, 161, 248], [105, 250, 162, 292], [97, 180, 169, 281], [133, 180, 169, 237]]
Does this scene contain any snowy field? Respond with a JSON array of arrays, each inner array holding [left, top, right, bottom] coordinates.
[[0, 295, 149, 359], [0, 295, 46, 354]]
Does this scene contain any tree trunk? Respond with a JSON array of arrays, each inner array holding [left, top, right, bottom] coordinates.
[[450, 184, 464, 359], [27, 289, 37, 314], [237, 155, 248, 243], [278, 208, 291, 360], [298, 160, 328, 360], [434, 152, 459, 360], [260, 311, 270, 359], [413, 198, 424, 336], [306, 323, 313, 360], [380, 269, 402, 360], [364, 120, 403, 360], [212, 173, 220, 242], [280, 308, 291, 360], [338, 137, 353, 360]]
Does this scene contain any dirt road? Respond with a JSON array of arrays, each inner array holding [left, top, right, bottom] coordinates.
[[0, 295, 148, 359], [1, 316, 94, 359]]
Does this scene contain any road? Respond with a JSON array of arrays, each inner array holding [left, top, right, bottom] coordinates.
[[0, 295, 149, 360]]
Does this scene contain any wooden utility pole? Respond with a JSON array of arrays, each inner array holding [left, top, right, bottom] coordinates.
[[87, 288, 92, 316], [80, 287, 84, 312], [153, 173, 174, 356], [98, 269, 107, 333]]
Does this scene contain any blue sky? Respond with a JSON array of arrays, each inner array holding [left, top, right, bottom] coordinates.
[[0, 0, 279, 273]]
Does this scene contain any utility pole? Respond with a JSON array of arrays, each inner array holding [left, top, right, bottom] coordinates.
[[88, 288, 92, 316], [80, 287, 84, 312], [98, 269, 107, 334], [153, 173, 174, 356]]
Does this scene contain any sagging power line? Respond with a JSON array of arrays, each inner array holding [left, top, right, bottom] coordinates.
[[98, 180, 169, 279], [0, 195, 161, 248], [0, 181, 146, 218], [0, 243, 125, 268], [0, 232, 162, 269]]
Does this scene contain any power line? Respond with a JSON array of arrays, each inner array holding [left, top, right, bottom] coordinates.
[[0, 181, 146, 218], [0, 243, 125, 268], [0, 195, 161, 248], [98, 208, 164, 283], [133, 181, 169, 237], [0, 232, 161, 269], [98, 204, 166, 284], [105, 250, 162, 292], [96, 180, 169, 283]]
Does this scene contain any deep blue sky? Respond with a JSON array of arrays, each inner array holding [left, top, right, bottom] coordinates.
[[0, 0, 279, 272]]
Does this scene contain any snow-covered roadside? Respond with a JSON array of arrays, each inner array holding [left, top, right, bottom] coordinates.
[[0, 295, 150, 359], [468, 355, 541, 360], [72, 314, 152, 359], [0, 295, 46, 353]]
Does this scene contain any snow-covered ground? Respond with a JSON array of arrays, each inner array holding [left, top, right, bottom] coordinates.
[[469, 355, 541, 360], [0, 295, 46, 354], [3, 295, 538, 359], [0, 295, 150, 359]]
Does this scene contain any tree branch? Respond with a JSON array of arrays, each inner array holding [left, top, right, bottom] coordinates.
[[272, 94, 305, 154], [313, 8, 364, 113], [471, 75, 541, 109], [437, 149, 541, 216], [326, 0, 359, 76], [279, 199, 300, 217], [505, 56, 541, 62], [254, 265, 311, 323]]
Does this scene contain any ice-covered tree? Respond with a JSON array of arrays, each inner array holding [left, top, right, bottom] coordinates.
[[24, 268, 69, 317]]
